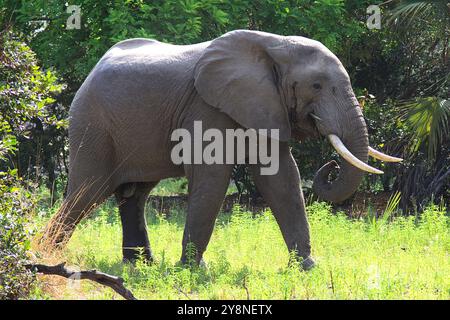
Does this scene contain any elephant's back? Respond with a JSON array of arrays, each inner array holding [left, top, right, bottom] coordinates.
[[108, 38, 160, 50], [79, 38, 208, 114], [88, 38, 209, 94], [100, 38, 211, 66]]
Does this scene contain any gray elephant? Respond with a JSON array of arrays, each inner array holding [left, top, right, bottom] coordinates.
[[43, 30, 401, 269]]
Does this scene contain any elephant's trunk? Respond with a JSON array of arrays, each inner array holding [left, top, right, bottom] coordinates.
[[312, 105, 369, 203]]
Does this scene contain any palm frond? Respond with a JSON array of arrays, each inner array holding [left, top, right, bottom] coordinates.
[[382, 191, 402, 222], [398, 97, 450, 160], [387, 0, 449, 28]]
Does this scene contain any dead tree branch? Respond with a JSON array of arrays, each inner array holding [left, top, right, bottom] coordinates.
[[26, 262, 137, 300]]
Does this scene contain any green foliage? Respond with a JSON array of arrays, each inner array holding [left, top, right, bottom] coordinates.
[[151, 178, 188, 196], [381, 191, 402, 223], [0, 30, 63, 161], [388, 0, 450, 34], [399, 97, 449, 159], [0, 173, 35, 299], [6, 0, 366, 86], [348, 1, 449, 209], [0, 29, 61, 299], [0, 28, 65, 198]]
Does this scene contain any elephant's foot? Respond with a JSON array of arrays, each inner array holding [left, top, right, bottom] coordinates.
[[179, 253, 207, 268], [122, 247, 153, 264], [289, 254, 316, 271], [300, 256, 316, 271]]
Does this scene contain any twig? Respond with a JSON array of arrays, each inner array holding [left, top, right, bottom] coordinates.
[[243, 276, 250, 300], [26, 262, 137, 300], [174, 283, 191, 300], [329, 270, 335, 295]]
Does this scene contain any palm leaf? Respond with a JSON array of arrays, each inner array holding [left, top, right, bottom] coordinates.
[[382, 191, 402, 222], [387, 0, 449, 29], [398, 97, 450, 160]]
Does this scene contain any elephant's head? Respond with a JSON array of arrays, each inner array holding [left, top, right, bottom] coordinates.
[[194, 30, 401, 203]]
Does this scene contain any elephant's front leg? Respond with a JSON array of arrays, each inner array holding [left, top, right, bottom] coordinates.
[[249, 143, 315, 270], [181, 164, 233, 265]]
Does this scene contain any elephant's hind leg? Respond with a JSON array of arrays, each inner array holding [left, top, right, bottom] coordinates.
[[115, 181, 158, 263]]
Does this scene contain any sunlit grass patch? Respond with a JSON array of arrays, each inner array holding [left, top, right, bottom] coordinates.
[[34, 202, 449, 300]]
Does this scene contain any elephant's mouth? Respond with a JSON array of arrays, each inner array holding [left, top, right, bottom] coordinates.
[[291, 112, 320, 141]]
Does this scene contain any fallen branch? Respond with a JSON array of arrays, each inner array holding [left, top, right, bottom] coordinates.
[[26, 262, 137, 300]]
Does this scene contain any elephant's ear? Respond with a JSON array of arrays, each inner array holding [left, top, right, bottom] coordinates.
[[194, 30, 291, 141]]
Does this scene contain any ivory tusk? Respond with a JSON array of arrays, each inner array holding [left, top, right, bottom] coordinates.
[[368, 146, 403, 162], [310, 113, 322, 121], [328, 134, 384, 174]]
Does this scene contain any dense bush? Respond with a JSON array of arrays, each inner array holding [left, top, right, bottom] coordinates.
[[0, 25, 64, 195], [0, 29, 61, 299], [0, 173, 35, 299]]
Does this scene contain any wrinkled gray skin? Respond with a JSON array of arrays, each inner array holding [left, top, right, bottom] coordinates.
[[46, 30, 369, 270]]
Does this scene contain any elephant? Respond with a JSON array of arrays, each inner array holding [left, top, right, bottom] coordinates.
[[43, 30, 401, 270]]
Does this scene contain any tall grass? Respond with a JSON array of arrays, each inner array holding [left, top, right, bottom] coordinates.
[[31, 200, 449, 300]]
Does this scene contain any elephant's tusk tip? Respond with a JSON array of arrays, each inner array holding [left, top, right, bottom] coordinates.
[[368, 146, 403, 163]]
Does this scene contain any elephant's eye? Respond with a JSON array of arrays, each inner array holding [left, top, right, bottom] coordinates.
[[313, 83, 322, 90]]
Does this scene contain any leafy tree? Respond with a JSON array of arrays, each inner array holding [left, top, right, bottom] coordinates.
[[0, 25, 61, 298]]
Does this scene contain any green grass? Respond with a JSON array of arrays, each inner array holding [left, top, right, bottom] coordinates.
[[151, 178, 188, 196], [150, 178, 238, 196], [32, 200, 449, 300]]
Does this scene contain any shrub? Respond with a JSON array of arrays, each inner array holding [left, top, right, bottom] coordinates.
[[0, 172, 35, 299], [0, 29, 60, 299]]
